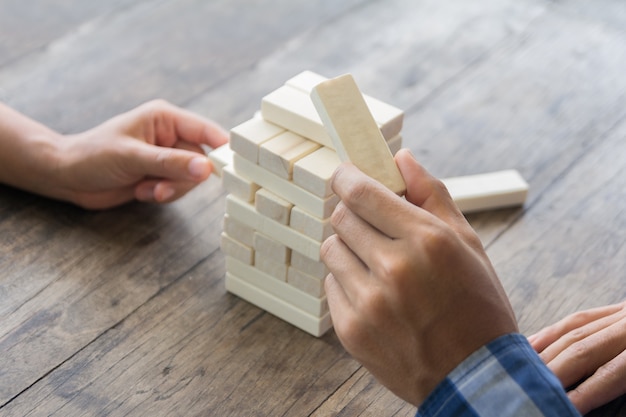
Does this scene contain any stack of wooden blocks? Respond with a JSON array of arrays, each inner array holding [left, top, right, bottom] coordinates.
[[209, 71, 404, 337], [210, 71, 530, 337]]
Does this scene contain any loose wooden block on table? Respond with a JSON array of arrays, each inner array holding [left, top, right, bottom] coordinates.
[[258, 131, 320, 179], [226, 194, 322, 261], [311, 74, 406, 195], [292, 146, 340, 198], [234, 154, 339, 219], [226, 257, 329, 317], [255, 188, 293, 225], [222, 164, 260, 202], [230, 117, 285, 163], [442, 170, 529, 213]]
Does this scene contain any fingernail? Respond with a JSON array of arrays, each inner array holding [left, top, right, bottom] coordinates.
[[188, 157, 210, 179], [160, 185, 175, 201]]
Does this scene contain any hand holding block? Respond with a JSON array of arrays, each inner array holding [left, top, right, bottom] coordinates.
[[311, 74, 406, 195]]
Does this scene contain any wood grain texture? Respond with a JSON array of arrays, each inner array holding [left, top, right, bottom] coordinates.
[[0, 0, 625, 415]]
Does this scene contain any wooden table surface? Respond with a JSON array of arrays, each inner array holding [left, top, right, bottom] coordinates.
[[1, 1, 625, 416]]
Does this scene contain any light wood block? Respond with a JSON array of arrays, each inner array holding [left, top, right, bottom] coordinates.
[[387, 134, 403, 155], [258, 131, 320, 179], [286, 70, 404, 140], [288, 266, 325, 298], [289, 206, 333, 242], [291, 251, 329, 280], [220, 232, 254, 265], [253, 231, 291, 264], [311, 73, 406, 195], [223, 214, 255, 247], [225, 257, 328, 317], [230, 117, 285, 163], [255, 188, 293, 225], [226, 194, 322, 261], [222, 164, 260, 203], [261, 85, 333, 148], [292, 147, 340, 198], [255, 253, 288, 282], [207, 143, 233, 177], [442, 170, 529, 213], [225, 273, 332, 337], [234, 154, 339, 219]]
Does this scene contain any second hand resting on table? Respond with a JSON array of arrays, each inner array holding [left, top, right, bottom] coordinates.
[[0, 99, 228, 209]]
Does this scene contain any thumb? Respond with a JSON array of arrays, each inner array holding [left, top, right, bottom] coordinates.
[[131, 142, 214, 182], [394, 149, 460, 217]]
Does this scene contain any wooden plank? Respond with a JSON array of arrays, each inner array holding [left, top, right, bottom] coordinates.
[[311, 73, 405, 194]]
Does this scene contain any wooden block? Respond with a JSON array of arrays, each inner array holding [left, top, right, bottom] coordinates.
[[286, 70, 404, 140], [311, 74, 406, 195], [289, 206, 333, 242], [220, 232, 254, 265], [226, 194, 322, 261], [234, 154, 339, 219], [255, 252, 288, 281], [223, 214, 255, 247], [442, 170, 529, 213], [258, 131, 320, 179], [222, 164, 260, 202], [291, 251, 329, 280], [207, 143, 233, 177], [225, 273, 332, 337], [230, 117, 285, 163], [225, 257, 328, 317], [253, 231, 291, 264], [288, 266, 325, 298], [387, 134, 403, 156], [261, 85, 334, 148], [292, 147, 340, 198], [255, 188, 293, 225]]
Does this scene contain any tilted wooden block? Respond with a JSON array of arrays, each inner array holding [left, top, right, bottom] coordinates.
[[289, 205, 333, 243], [220, 232, 254, 265], [311, 74, 406, 195], [255, 253, 289, 282], [253, 231, 291, 264], [287, 266, 325, 298], [223, 214, 255, 247], [290, 250, 329, 280]]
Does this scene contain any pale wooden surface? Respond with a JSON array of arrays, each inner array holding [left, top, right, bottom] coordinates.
[[1, 1, 625, 416]]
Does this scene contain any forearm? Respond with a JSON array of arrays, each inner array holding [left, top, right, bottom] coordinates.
[[416, 334, 581, 417], [0, 103, 64, 198]]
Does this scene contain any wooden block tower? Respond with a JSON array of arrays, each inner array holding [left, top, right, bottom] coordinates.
[[209, 71, 404, 337]]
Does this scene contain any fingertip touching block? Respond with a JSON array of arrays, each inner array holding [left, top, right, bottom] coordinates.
[[311, 74, 406, 195]]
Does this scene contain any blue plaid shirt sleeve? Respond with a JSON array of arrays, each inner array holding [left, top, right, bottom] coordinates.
[[416, 333, 582, 417]]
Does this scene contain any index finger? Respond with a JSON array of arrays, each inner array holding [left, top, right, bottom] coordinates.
[[331, 162, 424, 239], [141, 100, 229, 149]]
